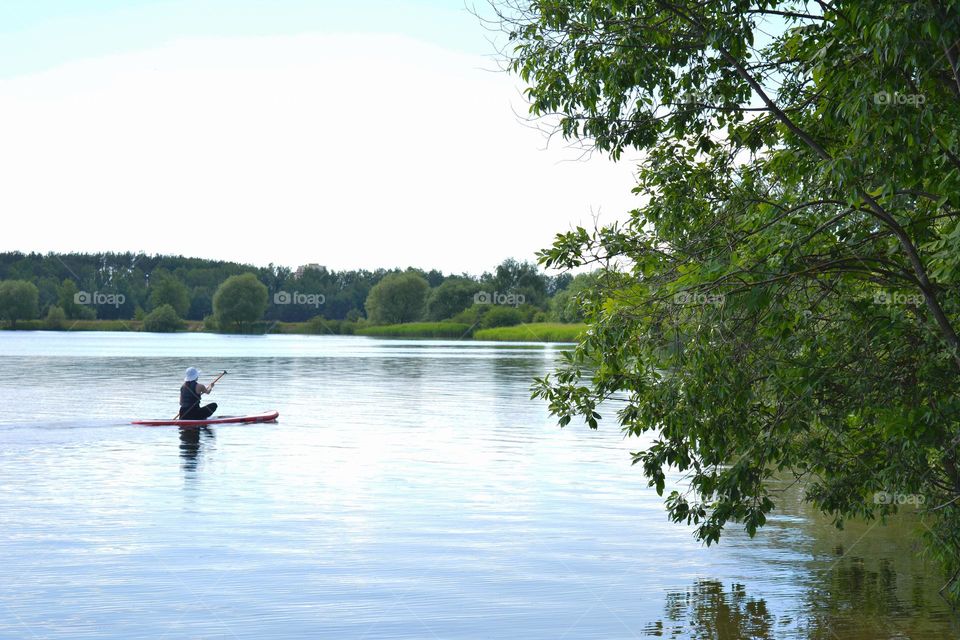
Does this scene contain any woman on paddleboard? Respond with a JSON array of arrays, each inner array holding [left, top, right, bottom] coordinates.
[[179, 367, 218, 420]]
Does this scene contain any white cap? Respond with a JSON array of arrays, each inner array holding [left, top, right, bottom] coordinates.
[[184, 367, 200, 382]]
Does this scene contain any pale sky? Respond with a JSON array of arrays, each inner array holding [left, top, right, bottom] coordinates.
[[0, 0, 638, 274]]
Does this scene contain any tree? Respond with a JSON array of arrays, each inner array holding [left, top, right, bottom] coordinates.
[[143, 304, 184, 333], [364, 272, 430, 324], [425, 278, 482, 321], [213, 273, 268, 332], [547, 272, 574, 296], [149, 270, 190, 317], [58, 279, 81, 320], [485, 258, 548, 308], [36, 277, 61, 315], [549, 272, 597, 323], [188, 288, 213, 321], [504, 1, 960, 598], [0, 280, 39, 328]]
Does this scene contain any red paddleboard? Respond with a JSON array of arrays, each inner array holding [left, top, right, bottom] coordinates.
[[132, 410, 279, 427]]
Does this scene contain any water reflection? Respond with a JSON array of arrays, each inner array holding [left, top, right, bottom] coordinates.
[[645, 580, 774, 639], [648, 560, 960, 640], [179, 426, 214, 473], [799, 553, 960, 639]]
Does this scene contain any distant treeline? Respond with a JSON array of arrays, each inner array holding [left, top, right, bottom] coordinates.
[[0, 252, 594, 328]]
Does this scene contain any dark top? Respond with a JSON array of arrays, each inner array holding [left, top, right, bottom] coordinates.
[[180, 380, 202, 414]]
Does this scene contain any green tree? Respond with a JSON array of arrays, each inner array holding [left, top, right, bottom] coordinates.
[[56, 279, 96, 320], [504, 0, 960, 598], [212, 273, 268, 332], [188, 288, 213, 321], [485, 258, 548, 308], [364, 272, 430, 324], [58, 279, 81, 319], [549, 272, 597, 323], [143, 303, 184, 333], [547, 272, 574, 295], [45, 305, 67, 329], [425, 278, 482, 321], [149, 270, 190, 317], [0, 280, 39, 328], [36, 277, 61, 315]]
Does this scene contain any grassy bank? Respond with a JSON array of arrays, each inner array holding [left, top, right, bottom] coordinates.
[[472, 323, 586, 342], [0, 319, 585, 342], [5, 319, 142, 331], [356, 322, 471, 339], [2, 319, 203, 332]]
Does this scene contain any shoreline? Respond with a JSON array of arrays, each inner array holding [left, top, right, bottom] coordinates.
[[0, 320, 586, 343]]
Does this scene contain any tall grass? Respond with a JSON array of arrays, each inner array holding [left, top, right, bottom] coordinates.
[[357, 322, 472, 339], [4, 319, 143, 331], [2, 319, 212, 332], [472, 323, 585, 343], [266, 318, 358, 335]]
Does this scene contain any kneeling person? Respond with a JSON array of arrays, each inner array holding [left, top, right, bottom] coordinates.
[[180, 367, 218, 420]]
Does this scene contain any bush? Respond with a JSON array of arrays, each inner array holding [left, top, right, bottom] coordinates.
[[76, 304, 97, 320], [45, 305, 67, 329], [451, 306, 478, 326], [203, 314, 218, 331], [143, 304, 184, 333], [480, 305, 524, 328], [450, 303, 492, 326]]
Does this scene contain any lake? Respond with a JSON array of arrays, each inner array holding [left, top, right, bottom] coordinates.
[[0, 331, 956, 639]]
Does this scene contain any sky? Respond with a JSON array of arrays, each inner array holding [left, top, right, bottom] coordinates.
[[0, 0, 639, 274]]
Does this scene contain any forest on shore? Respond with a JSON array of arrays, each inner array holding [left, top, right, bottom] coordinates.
[[0, 251, 591, 337]]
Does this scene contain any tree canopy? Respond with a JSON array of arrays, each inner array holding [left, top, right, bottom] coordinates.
[[486, 258, 549, 308], [549, 272, 598, 323], [365, 272, 431, 324], [213, 273, 269, 332], [502, 0, 960, 597], [148, 269, 190, 318], [425, 278, 483, 321], [0, 280, 38, 328], [0, 252, 569, 325]]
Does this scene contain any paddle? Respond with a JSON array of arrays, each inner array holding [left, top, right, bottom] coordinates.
[[174, 370, 228, 420]]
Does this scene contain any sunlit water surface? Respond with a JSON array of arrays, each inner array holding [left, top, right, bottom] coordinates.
[[0, 332, 955, 639]]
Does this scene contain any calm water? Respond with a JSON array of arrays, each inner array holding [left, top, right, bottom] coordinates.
[[0, 332, 956, 639]]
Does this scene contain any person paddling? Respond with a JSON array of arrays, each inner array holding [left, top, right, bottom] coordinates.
[[179, 367, 219, 420]]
